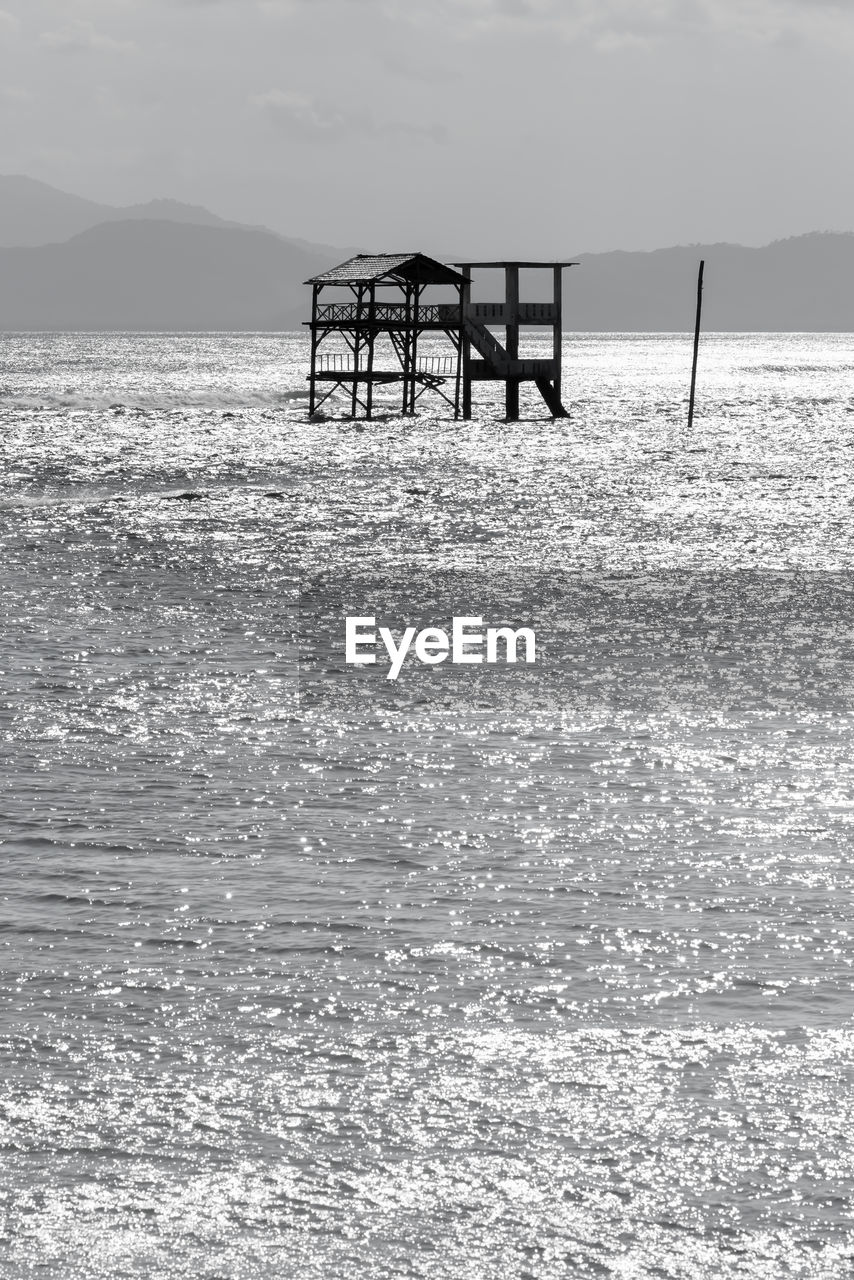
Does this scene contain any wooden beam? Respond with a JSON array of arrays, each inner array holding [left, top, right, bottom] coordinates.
[[462, 267, 472, 420], [402, 284, 414, 415], [351, 285, 363, 418], [366, 283, 375, 420], [553, 265, 563, 409], [535, 377, 568, 416], [454, 282, 463, 419], [410, 283, 421, 414], [505, 264, 519, 420], [308, 284, 320, 415], [453, 261, 579, 269]]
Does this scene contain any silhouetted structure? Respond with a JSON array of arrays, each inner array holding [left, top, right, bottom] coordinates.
[[305, 253, 468, 419], [305, 253, 576, 420], [454, 260, 575, 419]]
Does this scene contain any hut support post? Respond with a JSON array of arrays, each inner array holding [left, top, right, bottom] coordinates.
[[350, 285, 363, 419], [553, 265, 563, 409], [366, 283, 376, 420], [308, 284, 320, 415], [411, 284, 422, 413], [401, 284, 413, 415], [505, 265, 519, 420], [454, 281, 464, 419], [462, 267, 472, 420]]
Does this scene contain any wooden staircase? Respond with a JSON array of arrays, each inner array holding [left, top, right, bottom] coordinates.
[[462, 312, 569, 417], [463, 314, 510, 372]]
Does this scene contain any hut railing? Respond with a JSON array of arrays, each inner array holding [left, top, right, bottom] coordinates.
[[315, 303, 463, 326], [468, 303, 557, 323], [417, 356, 456, 376], [314, 302, 555, 326], [317, 352, 352, 372]]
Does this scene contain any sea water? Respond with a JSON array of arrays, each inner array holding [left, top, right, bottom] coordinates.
[[1, 332, 854, 1277]]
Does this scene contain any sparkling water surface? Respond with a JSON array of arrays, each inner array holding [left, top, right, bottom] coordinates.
[[2, 333, 854, 1277]]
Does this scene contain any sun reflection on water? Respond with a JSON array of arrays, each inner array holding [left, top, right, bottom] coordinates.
[[2, 333, 854, 1276]]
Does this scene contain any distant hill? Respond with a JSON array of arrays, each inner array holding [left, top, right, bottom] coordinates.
[[0, 220, 336, 331], [567, 233, 854, 331], [0, 174, 260, 247], [0, 210, 852, 331], [0, 173, 353, 258]]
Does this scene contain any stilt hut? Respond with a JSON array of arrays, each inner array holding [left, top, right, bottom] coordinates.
[[305, 253, 576, 420], [305, 253, 468, 419]]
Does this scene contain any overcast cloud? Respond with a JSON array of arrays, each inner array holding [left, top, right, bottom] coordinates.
[[1, 0, 852, 255]]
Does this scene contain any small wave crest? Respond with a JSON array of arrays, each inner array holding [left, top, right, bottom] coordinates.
[[0, 386, 309, 413]]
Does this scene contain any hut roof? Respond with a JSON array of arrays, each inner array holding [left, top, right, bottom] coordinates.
[[306, 253, 468, 287], [452, 260, 578, 269]]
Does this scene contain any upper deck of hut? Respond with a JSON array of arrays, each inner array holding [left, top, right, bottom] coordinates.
[[305, 253, 469, 331]]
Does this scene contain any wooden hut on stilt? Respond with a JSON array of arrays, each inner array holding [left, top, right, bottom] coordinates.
[[305, 252, 576, 420]]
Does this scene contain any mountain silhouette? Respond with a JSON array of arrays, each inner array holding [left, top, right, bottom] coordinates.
[[0, 173, 852, 331], [0, 220, 336, 330], [0, 173, 350, 257], [567, 234, 854, 331]]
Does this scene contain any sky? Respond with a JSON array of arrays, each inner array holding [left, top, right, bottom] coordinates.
[[1, 0, 853, 257]]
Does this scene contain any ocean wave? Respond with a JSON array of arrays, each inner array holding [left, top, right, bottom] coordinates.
[[0, 386, 309, 413]]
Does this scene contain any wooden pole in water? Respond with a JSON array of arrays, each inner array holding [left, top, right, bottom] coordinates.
[[687, 259, 704, 430]]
